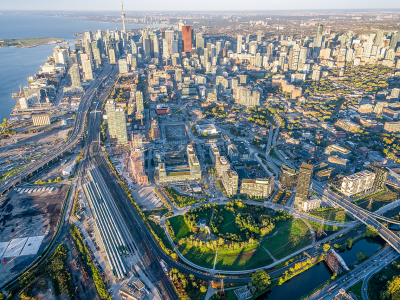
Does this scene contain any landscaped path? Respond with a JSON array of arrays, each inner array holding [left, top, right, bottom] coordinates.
[[301, 218, 317, 246], [161, 216, 358, 275], [262, 245, 277, 262]]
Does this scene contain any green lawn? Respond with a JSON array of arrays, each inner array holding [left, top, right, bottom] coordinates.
[[169, 215, 191, 241], [310, 208, 354, 222], [214, 247, 273, 271], [219, 221, 246, 239], [178, 244, 216, 269], [304, 219, 344, 232], [219, 207, 236, 225], [262, 219, 312, 260], [356, 185, 400, 212], [347, 281, 363, 300], [148, 219, 174, 252]]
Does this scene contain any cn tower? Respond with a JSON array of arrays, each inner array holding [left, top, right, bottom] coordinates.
[[121, 1, 126, 33]]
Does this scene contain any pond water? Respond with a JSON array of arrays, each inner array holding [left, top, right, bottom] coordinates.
[[256, 236, 384, 300]]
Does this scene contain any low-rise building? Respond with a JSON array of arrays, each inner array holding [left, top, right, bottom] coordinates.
[[328, 155, 349, 171], [32, 113, 51, 126], [384, 121, 400, 133], [325, 144, 352, 159], [228, 144, 239, 162], [302, 196, 322, 212], [196, 123, 218, 136], [335, 119, 360, 132], [240, 177, 275, 198]]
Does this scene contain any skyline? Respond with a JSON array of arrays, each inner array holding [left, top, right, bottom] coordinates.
[[2, 0, 400, 11]]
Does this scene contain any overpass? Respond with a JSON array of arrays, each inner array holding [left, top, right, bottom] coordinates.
[[0, 65, 113, 195], [316, 186, 400, 253]]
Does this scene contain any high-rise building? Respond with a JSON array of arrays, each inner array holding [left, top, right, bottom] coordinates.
[[294, 163, 313, 210], [136, 91, 144, 114], [215, 156, 230, 178], [314, 24, 324, 56], [164, 30, 174, 55], [162, 39, 169, 59], [121, 1, 126, 33], [109, 48, 116, 64], [237, 35, 242, 54], [69, 64, 81, 88], [105, 99, 128, 144], [375, 30, 384, 46], [118, 59, 129, 74], [81, 58, 93, 81], [369, 162, 389, 190], [390, 32, 398, 50], [153, 35, 159, 58], [182, 25, 192, 53], [257, 29, 263, 44], [171, 40, 179, 54], [150, 119, 160, 140], [222, 170, 239, 196], [279, 165, 298, 189]]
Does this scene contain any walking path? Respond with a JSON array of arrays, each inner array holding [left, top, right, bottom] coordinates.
[[161, 216, 358, 275], [301, 218, 317, 246], [262, 245, 277, 262], [213, 249, 218, 270]]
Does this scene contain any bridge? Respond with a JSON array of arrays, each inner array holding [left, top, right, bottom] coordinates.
[[0, 66, 113, 195], [313, 184, 400, 253]]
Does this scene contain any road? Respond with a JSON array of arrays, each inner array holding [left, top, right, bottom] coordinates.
[[312, 182, 400, 254], [0, 65, 113, 195], [306, 247, 399, 300]]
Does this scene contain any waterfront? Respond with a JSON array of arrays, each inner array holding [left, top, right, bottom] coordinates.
[[0, 14, 162, 122], [256, 237, 385, 300]]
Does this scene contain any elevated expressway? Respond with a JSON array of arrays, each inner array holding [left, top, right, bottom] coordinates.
[[0, 66, 113, 195], [314, 185, 400, 253]]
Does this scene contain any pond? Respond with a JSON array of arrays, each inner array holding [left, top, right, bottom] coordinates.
[[256, 236, 384, 300]]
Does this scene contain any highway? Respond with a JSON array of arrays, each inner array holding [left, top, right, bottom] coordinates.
[[312, 182, 400, 253], [0, 65, 113, 195], [306, 246, 399, 300]]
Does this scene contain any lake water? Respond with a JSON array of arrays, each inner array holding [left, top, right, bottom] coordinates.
[[256, 236, 384, 300], [0, 14, 160, 122]]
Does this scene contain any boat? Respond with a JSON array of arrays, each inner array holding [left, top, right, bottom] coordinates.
[[12, 85, 24, 98]]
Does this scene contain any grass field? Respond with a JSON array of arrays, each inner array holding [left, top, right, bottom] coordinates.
[[347, 281, 363, 300], [178, 245, 216, 269], [218, 207, 236, 225], [214, 247, 273, 270], [310, 208, 353, 222], [304, 219, 344, 232], [356, 185, 400, 212], [148, 219, 174, 252], [262, 219, 312, 260], [219, 221, 246, 238], [169, 215, 191, 241]]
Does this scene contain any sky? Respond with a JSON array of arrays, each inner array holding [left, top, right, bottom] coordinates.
[[2, 0, 400, 11]]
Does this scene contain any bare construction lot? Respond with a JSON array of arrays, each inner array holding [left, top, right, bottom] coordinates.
[[0, 184, 69, 285], [132, 187, 163, 211]]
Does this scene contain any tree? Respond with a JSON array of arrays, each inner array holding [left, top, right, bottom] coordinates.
[[251, 270, 271, 291], [200, 285, 207, 293], [357, 252, 366, 261], [366, 225, 379, 238], [323, 244, 331, 252], [383, 275, 400, 299]]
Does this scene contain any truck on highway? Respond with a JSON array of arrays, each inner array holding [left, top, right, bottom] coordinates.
[[327, 284, 338, 293]]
